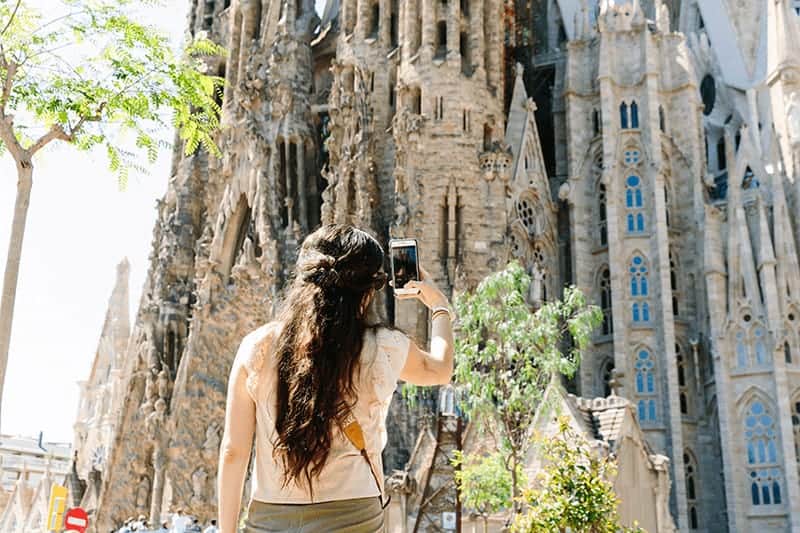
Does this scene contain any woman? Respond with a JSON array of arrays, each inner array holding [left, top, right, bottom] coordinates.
[[217, 224, 454, 533]]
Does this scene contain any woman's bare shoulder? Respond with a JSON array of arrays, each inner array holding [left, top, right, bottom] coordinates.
[[235, 321, 282, 369]]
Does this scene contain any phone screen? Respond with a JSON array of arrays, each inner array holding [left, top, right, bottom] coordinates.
[[391, 243, 419, 290]]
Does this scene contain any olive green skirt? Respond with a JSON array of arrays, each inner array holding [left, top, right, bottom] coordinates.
[[243, 497, 384, 532]]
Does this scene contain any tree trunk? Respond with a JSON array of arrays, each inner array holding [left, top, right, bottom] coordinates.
[[510, 452, 519, 514], [0, 160, 34, 429]]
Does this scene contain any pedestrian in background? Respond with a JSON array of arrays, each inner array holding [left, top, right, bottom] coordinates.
[[203, 519, 219, 533], [170, 508, 190, 533], [117, 517, 133, 533]]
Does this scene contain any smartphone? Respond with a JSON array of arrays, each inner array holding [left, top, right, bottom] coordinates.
[[389, 238, 420, 296]]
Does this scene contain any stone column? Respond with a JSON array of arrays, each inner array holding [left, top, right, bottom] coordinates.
[[472, 0, 484, 74], [297, 139, 307, 232], [223, 7, 243, 115], [284, 140, 294, 227], [486, 0, 500, 91], [342, 0, 355, 34], [356, 0, 369, 38], [422, 0, 435, 53], [149, 446, 166, 525], [380, 0, 391, 46], [448, 0, 460, 60]]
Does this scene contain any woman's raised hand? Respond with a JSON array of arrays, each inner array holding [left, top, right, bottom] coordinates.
[[395, 265, 448, 309]]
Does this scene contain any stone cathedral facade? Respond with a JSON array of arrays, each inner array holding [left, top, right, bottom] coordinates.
[[71, 0, 800, 531]]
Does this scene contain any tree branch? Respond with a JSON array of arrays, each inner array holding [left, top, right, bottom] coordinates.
[[29, 124, 69, 155], [0, 57, 17, 116], [0, 0, 22, 37], [28, 102, 105, 155], [0, 116, 25, 162]]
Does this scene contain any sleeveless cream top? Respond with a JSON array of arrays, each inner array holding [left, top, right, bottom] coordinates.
[[238, 323, 410, 504]]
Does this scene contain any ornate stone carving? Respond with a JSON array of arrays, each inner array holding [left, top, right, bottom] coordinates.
[[479, 142, 513, 182], [191, 468, 208, 505], [787, 92, 800, 145], [135, 475, 151, 509], [202, 423, 221, 460], [140, 367, 159, 415], [157, 368, 170, 401], [145, 398, 167, 439]]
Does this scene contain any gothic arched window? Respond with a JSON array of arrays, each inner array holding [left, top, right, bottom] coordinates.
[[598, 184, 608, 246], [676, 343, 690, 416], [791, 396, 800, 480], [599, 267, 613, 335], [736, 330, 749, 368], [630, 101, 640, 128], [634, 349, 657, 422], [670, 250, 679, 316], [684, 450, 700, 529], [620, 102, 629, 129], [659, 105, 665, 132], [516, 197, 538, 237], [625, 176, 645, 233], [745, 399, 782, 506], [664, 183, 672, 227], [601, 358, 615, 397], [593, 108, 601, 135], [630, 255, 649, 323], [754, 327, 768, 365]]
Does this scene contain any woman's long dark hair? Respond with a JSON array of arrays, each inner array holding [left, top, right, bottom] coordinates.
[[272, 224, 387, 493]]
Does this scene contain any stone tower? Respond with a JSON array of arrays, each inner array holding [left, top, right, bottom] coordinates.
[[71, 259, 131, 512], [561, 2, 705, 528]]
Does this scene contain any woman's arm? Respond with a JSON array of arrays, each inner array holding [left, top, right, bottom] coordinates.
[[395, 267, 455, 386], [218, 343, 256, 533], [400, 314, 454, 385]]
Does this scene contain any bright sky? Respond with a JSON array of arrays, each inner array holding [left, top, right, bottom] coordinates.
[[0, 0, 329, 445], [0, 0, 186, 444]]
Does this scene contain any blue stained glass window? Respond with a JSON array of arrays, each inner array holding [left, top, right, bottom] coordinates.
[[752, 482, 760, 505], [631, 101, 640, 128], [630, 256, 649, 323], [634, 350, 656, 421], [755, 328, 768, 364], [624, 150, 640, 165], [625, 176, 645, 233], [773, 482, 781, 504], [620, 102, 629, 129], [736, 331, 748, 368]]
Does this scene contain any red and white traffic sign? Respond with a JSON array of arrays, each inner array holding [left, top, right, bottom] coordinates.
[[64, 507, 89, 533]]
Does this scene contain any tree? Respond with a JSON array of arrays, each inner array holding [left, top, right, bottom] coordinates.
[[453, 261, 602, 513], [453, 449, 522, 533], [513, 418, 643, 533], [0, 0, 224, 426]]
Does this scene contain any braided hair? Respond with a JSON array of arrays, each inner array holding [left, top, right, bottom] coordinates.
[[272, 224, 387, 494]]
